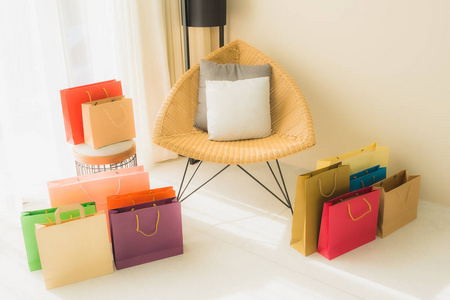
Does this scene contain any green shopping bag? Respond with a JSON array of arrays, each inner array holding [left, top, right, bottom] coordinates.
[[20, 202, 96, 271]]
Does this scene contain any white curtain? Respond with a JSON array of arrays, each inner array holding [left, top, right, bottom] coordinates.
[[0, 0, 177, 217]]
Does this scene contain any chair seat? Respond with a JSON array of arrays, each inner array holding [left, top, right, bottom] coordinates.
[[152, 40, 315, 165], [156, 130, 313, 165]]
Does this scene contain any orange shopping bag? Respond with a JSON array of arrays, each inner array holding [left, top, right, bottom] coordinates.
[[47, 166, 150, 209], [107, 187, 176, 210], [104, 187, 176, 239], [82, 96, 136, 149]]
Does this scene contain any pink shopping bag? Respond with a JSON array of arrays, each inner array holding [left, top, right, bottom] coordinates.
[[47, 166, 150, 210], [317, 186, 380, 260]]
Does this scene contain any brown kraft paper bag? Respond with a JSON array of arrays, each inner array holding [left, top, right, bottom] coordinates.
[[372, 170, 421, 238]]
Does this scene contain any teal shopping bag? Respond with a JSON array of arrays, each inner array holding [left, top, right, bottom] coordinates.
[[349, 165, 386, 192], [20, 202, 96, 271]]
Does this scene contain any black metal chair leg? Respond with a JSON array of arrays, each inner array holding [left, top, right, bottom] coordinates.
[[178, 158, 230, 202], [177, 158, 293, 214]]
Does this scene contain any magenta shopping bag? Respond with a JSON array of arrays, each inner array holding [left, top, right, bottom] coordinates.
[[109, 197, 183, 270], [317, 186, 380, 260]]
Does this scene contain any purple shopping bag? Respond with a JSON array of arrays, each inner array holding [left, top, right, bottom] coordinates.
[[109, 197, 183, 270]]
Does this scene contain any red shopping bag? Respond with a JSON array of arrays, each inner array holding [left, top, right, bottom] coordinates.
[[317, 187, 380, 260], [60, 80, 123, 145]]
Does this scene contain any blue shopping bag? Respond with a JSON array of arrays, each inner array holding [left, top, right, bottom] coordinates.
[[349, 165, 386, 192]]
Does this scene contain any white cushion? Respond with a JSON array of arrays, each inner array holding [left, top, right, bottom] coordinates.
[[196, 60, 272, 131], [205, 77, 272, 141]]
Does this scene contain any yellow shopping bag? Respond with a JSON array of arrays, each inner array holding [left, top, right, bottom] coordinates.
[[35, 204, 114, 289], [290, 162, 350, 256], [316, 142, 389, 174]]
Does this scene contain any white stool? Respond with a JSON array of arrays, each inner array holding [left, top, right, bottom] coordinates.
[[73, 140, 137, 175]]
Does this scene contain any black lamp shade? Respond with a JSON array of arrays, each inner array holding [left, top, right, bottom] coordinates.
[[183, 0, 226, 27]]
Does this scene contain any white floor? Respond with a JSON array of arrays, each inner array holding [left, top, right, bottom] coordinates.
[[1, 157, 450, 300]]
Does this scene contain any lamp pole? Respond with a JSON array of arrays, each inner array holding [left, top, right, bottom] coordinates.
[[181, 0, 226, 72]]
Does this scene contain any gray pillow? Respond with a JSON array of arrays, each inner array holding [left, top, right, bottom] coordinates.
[[195, 60, 272, 131]]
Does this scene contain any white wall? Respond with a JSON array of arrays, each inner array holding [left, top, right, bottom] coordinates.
[[227, 0, 450, 205]]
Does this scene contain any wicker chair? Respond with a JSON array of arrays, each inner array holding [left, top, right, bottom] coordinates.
[[152, 40, 315, 212]]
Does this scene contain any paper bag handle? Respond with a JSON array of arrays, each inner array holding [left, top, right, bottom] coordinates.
[[54, 204, 85, 224], [122, 195, 155, 206], [348, 198, 371, 221], [136, 208, 160, 237], [360, 176, 376, 188], [80, 177, 122, 204], [318, 172, 337, 197], [85, 88, 109, 102], [102, 104, 128, 127]]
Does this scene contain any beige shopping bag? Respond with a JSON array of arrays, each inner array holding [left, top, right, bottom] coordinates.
[[290, 162, 350, 256], [372, 170, 421, 238], [316, 142, 389, 174], [35, 204, 114, 289], [82, 96, 136, 149]]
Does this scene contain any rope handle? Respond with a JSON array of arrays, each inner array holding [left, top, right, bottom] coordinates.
[[44, 210, 71, 224], [102, 104, 128, 127], [360, 175, 376, 188], [124, 191, 153, 199], [318, 172, 337, 197], [85, 88, 109, 103], [54, 204, 85, 224], [136, 204, 159, 237], [348, 198, 372, 221], [81, 178, 122, 204], [86, 91, 92, 102]]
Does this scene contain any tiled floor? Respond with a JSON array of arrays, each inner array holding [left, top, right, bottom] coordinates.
[[2, 157, 450, 299]]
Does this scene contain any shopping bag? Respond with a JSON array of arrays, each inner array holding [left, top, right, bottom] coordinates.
[[104, 186, 176, 240], [35, 204, 114, 289], [317, 187, 380, 260], [47, 166, 149, 209], [60, 80, 123, 145], [107, 186, 175, 210], [290, 162, 350, 256], [20, 202, 96, 271], [109, 197, 183, 270], [372, 170, 421, 238], [82, 96, 136, 149], [316, 142, 389, 174], [349, 165, 387, 192]]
